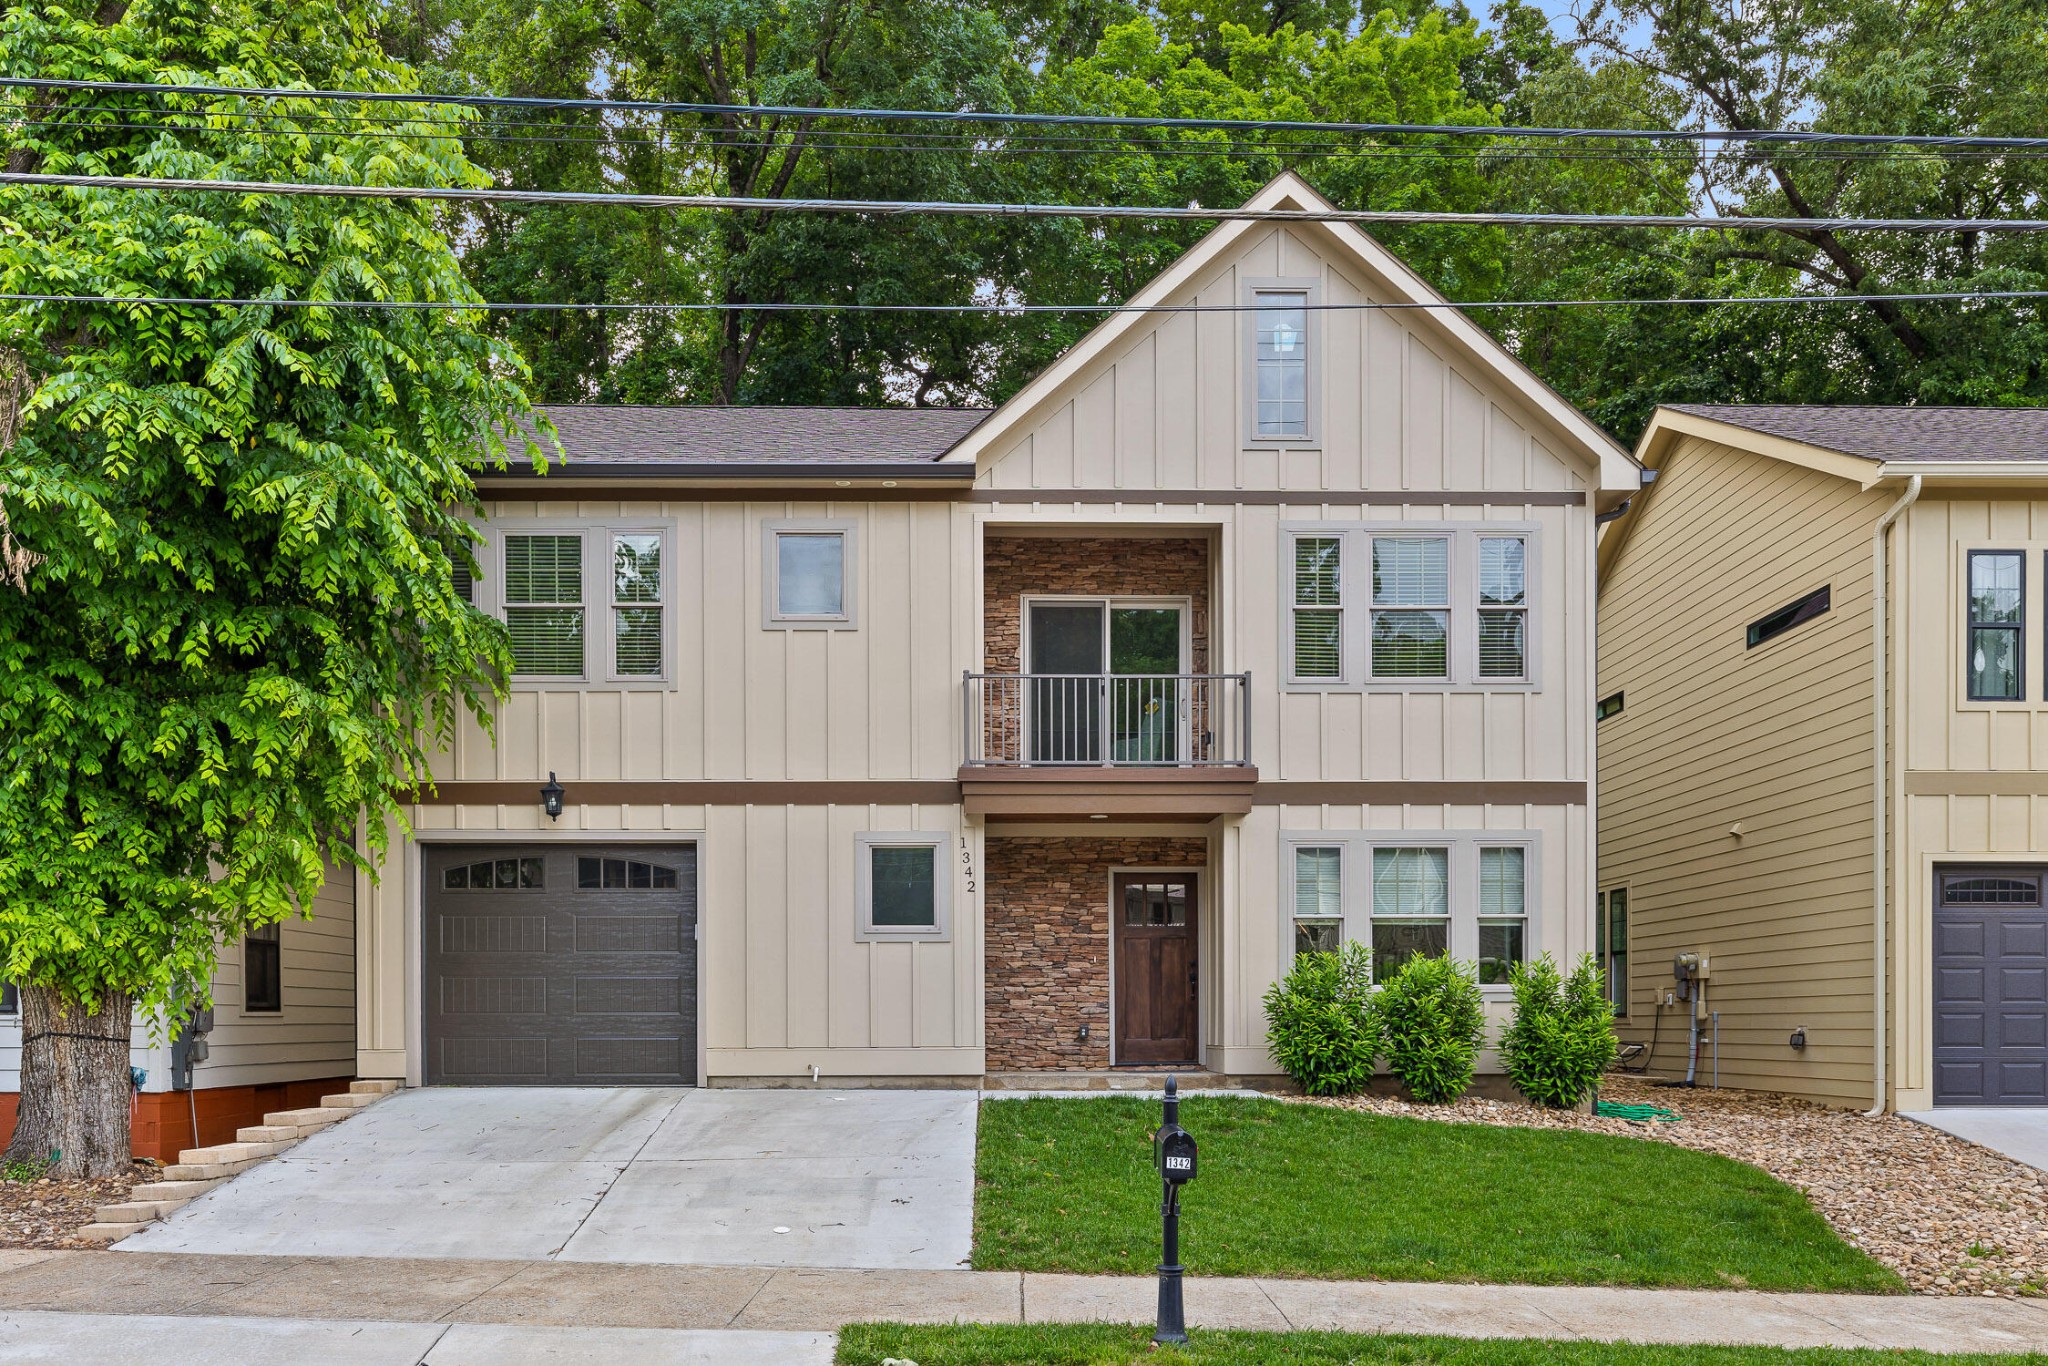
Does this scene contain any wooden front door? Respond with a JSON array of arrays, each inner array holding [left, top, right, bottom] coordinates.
[[1113, 872, 1199, 1064]]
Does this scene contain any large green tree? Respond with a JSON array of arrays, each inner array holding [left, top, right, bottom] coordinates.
[[0, 0, 539, 1175]]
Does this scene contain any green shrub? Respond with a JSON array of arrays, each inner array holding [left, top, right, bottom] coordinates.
[[1500, 952, 1620, 1108], [1375, 953, 1486, 1103], [1261, 941, 1379, 1095]]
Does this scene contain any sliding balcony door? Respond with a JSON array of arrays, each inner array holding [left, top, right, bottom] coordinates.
[[1025, 599, 1186, 764]]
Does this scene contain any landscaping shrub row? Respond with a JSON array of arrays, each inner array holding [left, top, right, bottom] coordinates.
[[1263, 946, 1616, 1105]]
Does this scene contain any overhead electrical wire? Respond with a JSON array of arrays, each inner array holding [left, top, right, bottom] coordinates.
[[6, 170, 2045, 235], [5, 289, 2043, 313], [6, 75, 2045, 150]]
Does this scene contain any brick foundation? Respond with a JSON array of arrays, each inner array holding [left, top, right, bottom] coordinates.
[[985, 836, 1209, 1070], [0, 1077, 355, 1161], [982, 536, 1210, 675]]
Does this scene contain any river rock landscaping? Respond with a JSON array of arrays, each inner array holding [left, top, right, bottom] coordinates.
[[1313, 1076, 2048, 1297]]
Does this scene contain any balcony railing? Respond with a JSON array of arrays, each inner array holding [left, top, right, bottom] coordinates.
[[964, 672, 1252, 767]]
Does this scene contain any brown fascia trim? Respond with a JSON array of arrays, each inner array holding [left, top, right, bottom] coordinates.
[[969, 489, 1587, 506], [410, 780, 963, 805], [487, 461, 972, 481], [1251, 781, 1588, 805]]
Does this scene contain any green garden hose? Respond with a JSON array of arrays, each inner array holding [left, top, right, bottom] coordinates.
[[1595, 1101, 1681, 1122]]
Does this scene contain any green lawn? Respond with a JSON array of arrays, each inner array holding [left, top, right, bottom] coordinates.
[[973, 1096, 1901, 1292], [838, 1324, 2046, 1366]]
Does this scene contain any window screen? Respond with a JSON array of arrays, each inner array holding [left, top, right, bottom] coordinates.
[[1293, 846, 1343, 957], [505, 534, 585, 675], [1968, 552, 2023, 700], [868, 845, 937, 928], [1370, 538, 1450, 678], [1254, 292, 1309, 438], [1292, 536, 1342, 679], [1478, 538, 1528, 679], [612, 533, 663, 676], [244, 922, 281, 1014]]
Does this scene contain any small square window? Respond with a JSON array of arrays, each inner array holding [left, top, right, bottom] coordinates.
[[857, 834, 950, 940], [765, 523, 857, 628]]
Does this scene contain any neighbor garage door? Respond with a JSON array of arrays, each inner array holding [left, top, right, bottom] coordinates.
[[424, 845, 697, 1085], [1934, 865, 2048, 1105]]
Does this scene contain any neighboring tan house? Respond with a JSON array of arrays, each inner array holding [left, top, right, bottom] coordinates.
[[350, 173, 1636, 1090], [1598, 404, 2048, 1112], [0, 872, 356, 1158]]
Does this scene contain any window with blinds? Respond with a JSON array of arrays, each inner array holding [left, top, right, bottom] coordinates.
[[1477, 847, 1526, 984], [1291, 536, 1342, 679], [612, 533, 663, 676], [1370, 846, 1450, 981], [504, 533, 586, 677], [1253, 291, 1310, 438], [1292, 846, 1343, 957], [1371, 537, 1450, 679], [1478, 537, 1528, 679]]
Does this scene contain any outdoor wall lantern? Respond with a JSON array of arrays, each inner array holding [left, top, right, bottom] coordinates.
[[540, 772, 565, 821]]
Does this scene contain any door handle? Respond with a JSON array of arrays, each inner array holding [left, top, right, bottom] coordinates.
[[1188, 961, 1198, 992]]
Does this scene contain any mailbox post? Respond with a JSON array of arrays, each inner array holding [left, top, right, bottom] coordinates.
[[1152, 1075, 1197, 1345]]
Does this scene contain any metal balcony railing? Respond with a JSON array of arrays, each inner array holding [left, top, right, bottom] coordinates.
[[963, 672, 1252, 767]]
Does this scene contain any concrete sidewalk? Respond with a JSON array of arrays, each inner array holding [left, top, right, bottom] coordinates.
[[4, 1250, 2048, 1354]]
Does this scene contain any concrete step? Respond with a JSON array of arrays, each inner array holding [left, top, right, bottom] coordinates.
[[93, 1198, 187, 1225], [177, 1141, 283, 1166], [133, 1179, 223, 1203], [318, 1092, 376, 1110], [74, 1224, 138, 1243], [349, 1078, 401, 1096], [160, 1159, 257, 1182], [235, 1125, 300, 1144], [262, 1107, 351, 1128]]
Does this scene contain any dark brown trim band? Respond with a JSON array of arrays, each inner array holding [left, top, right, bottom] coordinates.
[[970, 489, 1586, 506], [1252, 781, 1588, 806], [477, 484, 967, 503], [412, 780, 963, 806]]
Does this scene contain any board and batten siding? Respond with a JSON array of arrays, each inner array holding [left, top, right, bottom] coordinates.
[[1, 862, 355, 1095], [1892, 494, 2048, 1110], [1598, 435, 1891, 1107]]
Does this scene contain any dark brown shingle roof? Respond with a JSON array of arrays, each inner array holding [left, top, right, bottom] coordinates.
[[1669, 405, 2048, 463], [531, 405, 992, 469]]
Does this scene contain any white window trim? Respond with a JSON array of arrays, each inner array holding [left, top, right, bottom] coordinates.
[[1279, 830, 1539, 993], [763, 519, 859, 630], [855, 832, 951, 942], [1280, 521, 1541, 691], [1243, 277, 1321, 447], [489, 519, 676, 688]]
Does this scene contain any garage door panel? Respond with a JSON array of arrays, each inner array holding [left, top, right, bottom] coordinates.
[[1935, 865, 2048, 1105], [426, 846, 697, 1086]]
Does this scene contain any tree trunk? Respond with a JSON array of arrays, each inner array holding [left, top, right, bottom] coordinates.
[[4, 986, 134, 1179]]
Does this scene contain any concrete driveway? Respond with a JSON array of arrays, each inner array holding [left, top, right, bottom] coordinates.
[[1904, 1107, 2048, 1171], [115, 1087, 977, 1270]]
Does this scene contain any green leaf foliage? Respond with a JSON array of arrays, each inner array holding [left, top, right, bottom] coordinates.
[[0, 0, 543, 1018], [1374, 951, 1486, 1103], [1260, 941, 1379, 1095], [1499, 952, 1620, 1109]]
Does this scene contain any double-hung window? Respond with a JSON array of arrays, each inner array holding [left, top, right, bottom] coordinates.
[[1371, 537, 1451, 680], [1286, 526, 1536, 687], [1370, 846, 1451, 981], [1251, 290, 1311, 440], [1292, 846, 1344, 957], [1477, 848, 1526, 985], [499, 527, 668, 681], [1967, 550, 2023, 701], [1596, 888, 1628, 1015]]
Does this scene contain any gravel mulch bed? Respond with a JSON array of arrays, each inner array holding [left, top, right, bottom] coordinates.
[[0, 1159, 160, 1249], [1309, 1076, 2048, 1298]]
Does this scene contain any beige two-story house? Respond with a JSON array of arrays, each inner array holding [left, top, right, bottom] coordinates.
[[350, 172, 1638, 1089], [1599, 405, 2048, 1112]]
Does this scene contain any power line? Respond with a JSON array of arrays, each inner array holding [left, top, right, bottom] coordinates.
[[6, 289, 2042, 313], [6, 76, 2045, 151], [7, 171, 2044, 234]]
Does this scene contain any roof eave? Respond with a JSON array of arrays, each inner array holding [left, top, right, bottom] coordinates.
[[476, 461, 973, 483]]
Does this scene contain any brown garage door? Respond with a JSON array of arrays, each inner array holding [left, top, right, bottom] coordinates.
[[424, 845, 697, 1085]]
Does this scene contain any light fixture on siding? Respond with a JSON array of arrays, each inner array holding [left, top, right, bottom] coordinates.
[[540, 772, 565, 822]]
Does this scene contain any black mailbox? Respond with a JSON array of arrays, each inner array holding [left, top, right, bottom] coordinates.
[[1154, 1123, 1197, 1184]]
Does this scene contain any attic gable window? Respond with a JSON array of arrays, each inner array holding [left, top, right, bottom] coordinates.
[[1247, 281, 1318, 443]]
